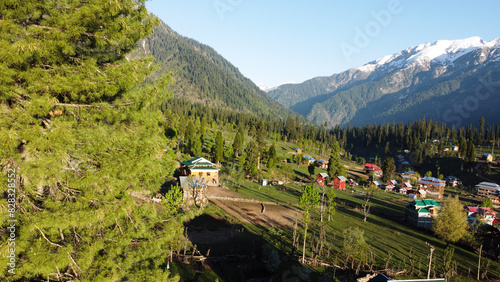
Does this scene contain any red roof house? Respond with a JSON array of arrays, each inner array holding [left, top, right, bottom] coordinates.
[[364, 163, 383, 178], [333, 176, 347, 190], [314, 173, 329, 186]]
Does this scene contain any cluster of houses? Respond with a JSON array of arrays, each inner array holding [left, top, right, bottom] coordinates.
[[406, 200, 499, 230]]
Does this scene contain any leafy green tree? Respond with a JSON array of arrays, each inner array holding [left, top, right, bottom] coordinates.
[[0, 1, 183, 280], [342, 227, 371, 269], [433, 196, 468, 244], [296, 153, 304, 167], [224, 143, 235, 161], [267, 144, 277, 173], [381, 157, 396, 182], [480, 197, 494, 209], [279, 165, 295, 183], [298, 184, 320, 263], [214, 131, 224, 163], [326, 189, 337, 222], [425, 171, 433, 177], [308, 163, 316, 178]]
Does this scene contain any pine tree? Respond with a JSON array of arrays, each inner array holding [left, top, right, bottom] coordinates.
[[0, 1, 184, 280], [327, 141, 343, 178], [466, 140, 476, 163], [381, 157, 396, 182], [232, 127, 245, 157], [214, 131, 224, 163]]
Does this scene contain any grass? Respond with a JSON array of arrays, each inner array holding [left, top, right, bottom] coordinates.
[[218, 165, 499, 279]]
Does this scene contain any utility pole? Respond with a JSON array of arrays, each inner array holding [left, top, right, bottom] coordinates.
[[426, 242, 435, 280]]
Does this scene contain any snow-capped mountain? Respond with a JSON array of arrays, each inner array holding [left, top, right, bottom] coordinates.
[[356, 36, 500, 72], [258, 82, 297, 92], [268, 36, 500, 127]]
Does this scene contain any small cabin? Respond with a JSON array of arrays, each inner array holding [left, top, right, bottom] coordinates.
[[315, 173, 329, 186], [333, 176, 347, 190]]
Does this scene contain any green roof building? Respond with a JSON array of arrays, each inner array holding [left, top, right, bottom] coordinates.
[[180, 157, 220, 186]]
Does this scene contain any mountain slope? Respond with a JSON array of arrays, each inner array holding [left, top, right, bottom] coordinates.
[[268, 37, 500, 127], [131, 19, 293, 119]]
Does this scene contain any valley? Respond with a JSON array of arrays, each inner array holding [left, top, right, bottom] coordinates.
[[1, 2, 500, 281]]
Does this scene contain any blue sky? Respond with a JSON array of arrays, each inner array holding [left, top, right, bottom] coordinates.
[[146, 0, 500, 87]]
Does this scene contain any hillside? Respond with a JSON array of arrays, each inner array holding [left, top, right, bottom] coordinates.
[[268, 37, 500, 127], [131, 19, 293, 120]]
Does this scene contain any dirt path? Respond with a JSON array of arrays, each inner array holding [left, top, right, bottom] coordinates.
[[209, 198, 300, 229]]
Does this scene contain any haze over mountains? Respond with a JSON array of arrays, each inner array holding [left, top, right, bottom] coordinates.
[[268, 36, 500, 127]]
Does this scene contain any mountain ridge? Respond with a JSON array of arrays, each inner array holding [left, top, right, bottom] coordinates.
[[130, 18, 294, 120], [268, 36, 500, 127]]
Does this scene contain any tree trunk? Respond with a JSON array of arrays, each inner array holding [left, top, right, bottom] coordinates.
[[302, 224, 308, 263], [478, 244, 482, 280]]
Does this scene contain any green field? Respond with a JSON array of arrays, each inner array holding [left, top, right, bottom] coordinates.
[[206, 161, 499, 281]]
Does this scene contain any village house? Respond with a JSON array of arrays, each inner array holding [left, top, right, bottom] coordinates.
[[180, 157, 220, 186], [295, 147, 302, 154], [333, 176, 347, 190], [476, 182, 500, 198], [443, 176, 462, 187], [372, 180, 382, 188], [314, 159, 328, 169], [406, 199, 441, 229], [416, 176, 446, 199], [477, 182, 500, 198], [302, 155, 316, 165], [386, 180, 398, 191], [314, 173, 329, 186], [467, 206, 498, 226], [482, 153, 494, 162], [364, 163, 383, 178]]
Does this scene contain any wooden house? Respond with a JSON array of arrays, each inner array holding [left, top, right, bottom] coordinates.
[[315, 173, 329, 186], [364, 163, 383, 178], [180, 157, 220, 186], [333, 176, 347, 190], [315, 159, 328, 169], [295, 147, 302, 154], [401, 182, 412, 189]]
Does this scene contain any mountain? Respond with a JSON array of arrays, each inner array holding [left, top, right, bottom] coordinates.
[[130, 19, 293, 119], [268, 37, 500, 127]]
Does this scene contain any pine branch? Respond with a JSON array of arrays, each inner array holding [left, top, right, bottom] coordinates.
[[56, 101, 140, 108], [35, 225, 63, 248]]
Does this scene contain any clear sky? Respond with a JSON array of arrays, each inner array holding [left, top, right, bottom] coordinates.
[[145, 0, 500, 87]]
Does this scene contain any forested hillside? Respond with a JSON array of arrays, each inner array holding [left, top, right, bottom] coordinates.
[[130, 20, 293, 120], [0, 1, 185, 280]]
